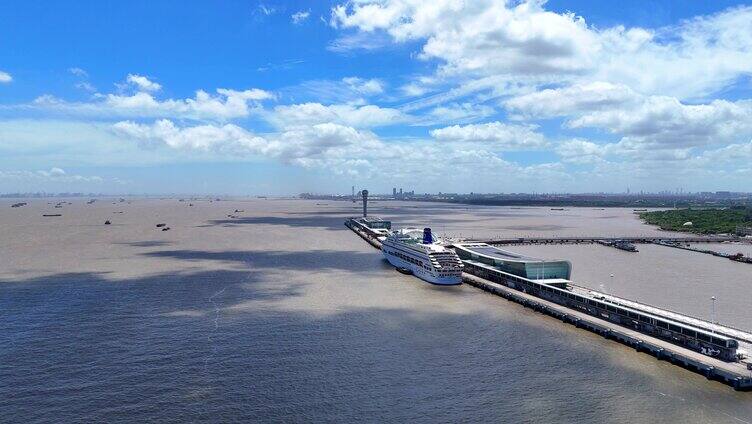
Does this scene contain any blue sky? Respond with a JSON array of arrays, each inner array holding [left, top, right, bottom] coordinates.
[[1, 0, 752, 195]]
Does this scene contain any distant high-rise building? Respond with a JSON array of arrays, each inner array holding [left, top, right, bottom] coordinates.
[[399, 188, 403, 197], [393, 187, 396, 197]]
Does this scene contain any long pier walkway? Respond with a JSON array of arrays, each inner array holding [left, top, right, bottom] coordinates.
[[469, 236, 742, 245], [345, 220, 752, 390], [463, 274, 752, 389], [584, 289, 752, 348]]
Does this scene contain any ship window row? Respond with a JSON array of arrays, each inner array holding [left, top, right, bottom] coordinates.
[[388, 249, 428, 269]]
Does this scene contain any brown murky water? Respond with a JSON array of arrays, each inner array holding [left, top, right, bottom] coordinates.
[[2, 198, 751, 422]]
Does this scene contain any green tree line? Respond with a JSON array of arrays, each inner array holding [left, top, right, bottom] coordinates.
[[640, 207, 752, 234]]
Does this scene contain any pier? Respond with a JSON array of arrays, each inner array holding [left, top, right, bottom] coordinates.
[[462, 273, 752, 390], [470, 235, 752, 263], [654, 240, 752, 264], [345, 217, 752, 390], [470, 235, 741, 245]]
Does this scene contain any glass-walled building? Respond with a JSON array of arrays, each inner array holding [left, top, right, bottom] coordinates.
[[361, 218, 391, 230], [453, 243, 571, 280]]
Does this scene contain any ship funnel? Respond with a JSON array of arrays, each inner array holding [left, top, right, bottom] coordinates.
[[422, 227, 434, 244]]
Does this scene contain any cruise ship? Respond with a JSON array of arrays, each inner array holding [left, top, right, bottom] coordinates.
[[382, 227, 463, 285]]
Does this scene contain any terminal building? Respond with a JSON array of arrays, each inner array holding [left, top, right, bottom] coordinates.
[[453, 243, 571, 285], [453, 243, 740, 361]]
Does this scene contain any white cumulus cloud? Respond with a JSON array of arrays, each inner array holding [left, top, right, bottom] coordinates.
[[555, 139, 607, 164], [27, 86, 275, 121], [430, 121, 548, 150], [291, 10, 310, 24], [68, 67, 88, 77], [505, 82, 638, 119], [331, 1, 752, 100], [0, 167, 103, 183], [421, 102, 495, 125], [112, 118, 567, 183], [126, 74, 162, 92], [332, 0, 599, 77], [112, 119, 382, 171], [505, 81, 752, 159], [342, 77, 384, 95], [270, 102, 407, 128], [112, 119, 268, 154], [567, 97, 752, 149]]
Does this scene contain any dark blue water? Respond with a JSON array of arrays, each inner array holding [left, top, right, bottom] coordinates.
[[3, 269, 747, 423], [3, 200, 752, 422]]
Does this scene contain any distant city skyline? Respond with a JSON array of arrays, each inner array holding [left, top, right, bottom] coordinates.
[[4, 188, 752, 198], [2, 1, 752, 194]]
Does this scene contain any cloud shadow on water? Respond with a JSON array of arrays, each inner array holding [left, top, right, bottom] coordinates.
[[0, 265, 739, 422], [141, 249, 391, 274], [207, 215, 347, 230]]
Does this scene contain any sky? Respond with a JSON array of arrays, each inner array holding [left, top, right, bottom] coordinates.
[[1, 0, 752, 195]]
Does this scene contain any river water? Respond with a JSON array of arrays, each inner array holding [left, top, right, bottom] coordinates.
[[2, 199, 751, 422]]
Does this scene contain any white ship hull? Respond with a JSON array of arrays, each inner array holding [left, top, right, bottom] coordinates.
[[383, 249, 462, 285]]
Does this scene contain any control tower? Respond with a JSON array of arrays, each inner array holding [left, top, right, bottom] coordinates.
[[362, 189, 368, 217]]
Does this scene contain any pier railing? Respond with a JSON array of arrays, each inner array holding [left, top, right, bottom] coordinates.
[[572, 284, 752, 345], [466, 236, 742, 245]]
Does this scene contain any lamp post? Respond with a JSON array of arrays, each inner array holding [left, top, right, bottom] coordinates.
[[542, 259, 545, 281], [711, 296, 717, 332]]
